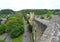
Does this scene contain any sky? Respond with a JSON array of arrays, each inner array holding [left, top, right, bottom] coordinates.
[[0, 0, 60, 11]]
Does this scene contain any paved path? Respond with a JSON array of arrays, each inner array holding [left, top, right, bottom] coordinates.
[[5, 33, 11, 42], [0, 33, 11, 42], [0, 33, 7, 40], [23, 18, 30, 42]]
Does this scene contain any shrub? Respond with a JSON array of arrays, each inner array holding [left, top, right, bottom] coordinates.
[[26, 16, 30, 20], [0, 19, 2, 24], [28, 24, 32, 33], [0, 24, 6, 35], [40, 16, 44, 19], [10, 25, 24, 38]]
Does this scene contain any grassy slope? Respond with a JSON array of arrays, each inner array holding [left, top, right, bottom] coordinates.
[[0, 40, 5, 42], [30, 33, 34, 42], [12, 35, 23, 42]]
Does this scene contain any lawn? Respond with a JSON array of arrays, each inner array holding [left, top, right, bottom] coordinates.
[[12, 35, 23, 42], [30, 33, 34, 42], [0, 40, 5, 42]]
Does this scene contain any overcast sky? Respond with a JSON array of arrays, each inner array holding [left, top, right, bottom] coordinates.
[[0, 0, 60, 11]]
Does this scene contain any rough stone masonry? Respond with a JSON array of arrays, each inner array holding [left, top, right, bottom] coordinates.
[[40, 15, 60, 42]]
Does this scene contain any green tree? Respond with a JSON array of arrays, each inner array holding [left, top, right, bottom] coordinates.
[[0, 24, 6, 35], [46, 11, 52, 20], [0, 9, 15, 15], [6, 14, 24, 38], [10, 25, 24, 38]]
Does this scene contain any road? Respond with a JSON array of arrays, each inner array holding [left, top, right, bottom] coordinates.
[[23, 17, 30, 42]]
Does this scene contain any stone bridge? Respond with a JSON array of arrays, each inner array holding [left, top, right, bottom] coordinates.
[[33, 15, 60, 42]]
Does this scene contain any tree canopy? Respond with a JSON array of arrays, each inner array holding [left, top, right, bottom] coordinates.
[[0, 9, 15, 15], [6, 14, 24, 38], [18, 9, 60, 15]]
